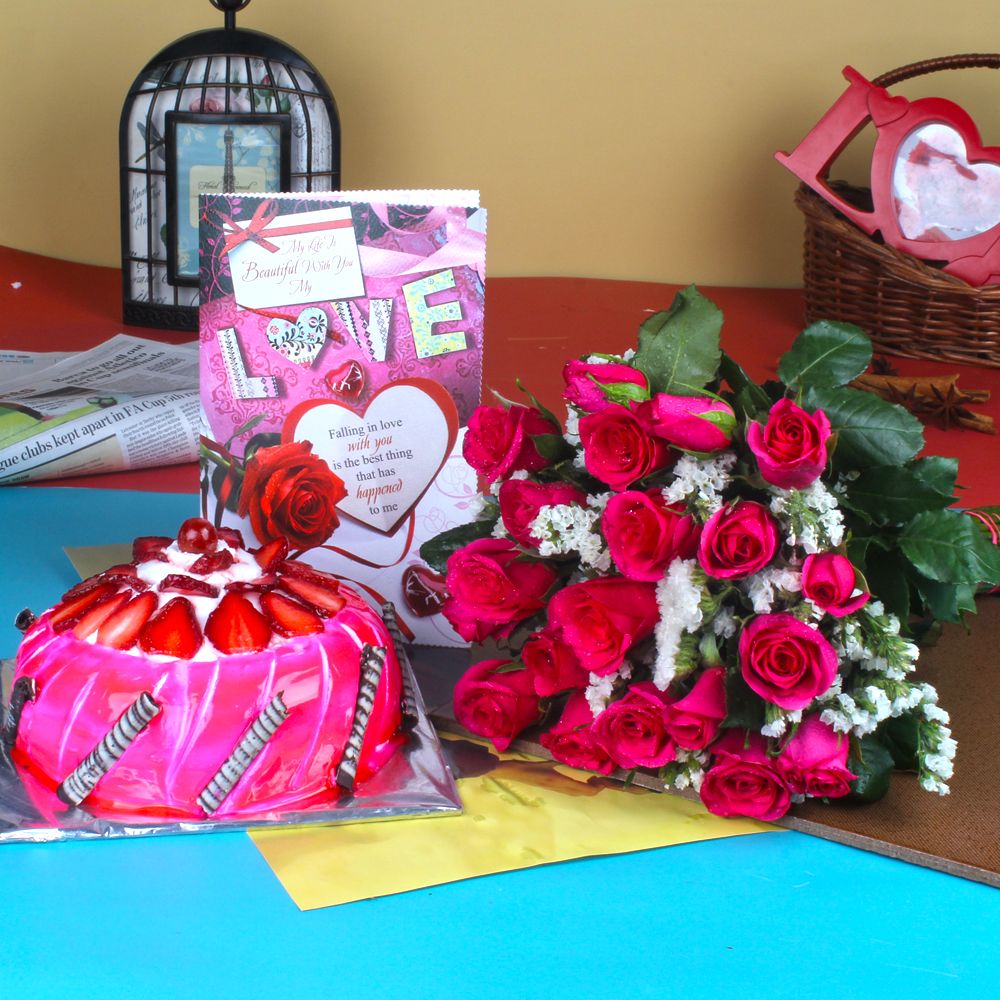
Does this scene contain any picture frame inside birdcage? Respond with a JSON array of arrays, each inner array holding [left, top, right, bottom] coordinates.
[[119, 12, 340, 330], [165, 112, 291, 285]]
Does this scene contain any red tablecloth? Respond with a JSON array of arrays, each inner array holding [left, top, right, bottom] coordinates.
[[1, 246, 997, 506]]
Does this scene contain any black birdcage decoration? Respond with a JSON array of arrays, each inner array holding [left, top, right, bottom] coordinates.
[[119, 0, 340, 330]]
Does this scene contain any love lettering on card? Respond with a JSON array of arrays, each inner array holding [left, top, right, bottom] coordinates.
[[199, 191, 486, 645]]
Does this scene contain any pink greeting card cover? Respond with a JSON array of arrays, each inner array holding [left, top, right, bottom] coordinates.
[[198, 191, 486, 646]]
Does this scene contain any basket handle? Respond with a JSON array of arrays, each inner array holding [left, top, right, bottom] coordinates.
[[874, 53, 1000, 89]]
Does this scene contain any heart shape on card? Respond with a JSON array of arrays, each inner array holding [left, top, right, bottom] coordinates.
[[892, 123, 1000, 242], [266, 307, 329, 367], [284, 378, 459, 535]]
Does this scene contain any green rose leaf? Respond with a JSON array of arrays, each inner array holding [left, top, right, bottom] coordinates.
[[846, 463, 955, 524], [909, 456, 959, 499], [634, 285, 722, 396], [599, 379, 650, 406], [494, 660, 528, 675], [530, 433, 574, 462], [910, 572, 977, 624], [419, 518, 497, 574], [719, 673, 765, 732], [803, 385, 924, 469], [719, 351, 771, 418], [899, 509, 993, 584], [881, 715, 920, 771], [863, 549, 911, 622], [848, 735, 895, 802], [778, 320, 873, 389]]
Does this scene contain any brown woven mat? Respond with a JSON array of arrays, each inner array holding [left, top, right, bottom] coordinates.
[[413, 597, 1000, 888]]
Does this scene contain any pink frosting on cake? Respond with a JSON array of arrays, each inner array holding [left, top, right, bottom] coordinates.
[[12, 529, 404, 821]]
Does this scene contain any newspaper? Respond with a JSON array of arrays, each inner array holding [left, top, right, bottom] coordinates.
[[0, 335, 199, 485]]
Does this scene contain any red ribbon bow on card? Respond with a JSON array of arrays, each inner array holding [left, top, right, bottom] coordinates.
[[220, 199, 282, 255]]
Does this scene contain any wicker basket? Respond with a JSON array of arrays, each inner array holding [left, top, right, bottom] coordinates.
[[796, 54, 1000, 369]]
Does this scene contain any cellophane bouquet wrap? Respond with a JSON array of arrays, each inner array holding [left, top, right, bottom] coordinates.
[[421, 287, 1000, 821]]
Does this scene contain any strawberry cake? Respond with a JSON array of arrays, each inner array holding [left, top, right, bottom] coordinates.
[[9, 518, 405, 822]]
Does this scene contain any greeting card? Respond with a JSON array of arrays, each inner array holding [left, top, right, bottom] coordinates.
[[198, 190, 486, 645]]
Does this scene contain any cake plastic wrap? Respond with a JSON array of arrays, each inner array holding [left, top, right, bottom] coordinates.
[[0, 617, 461, 843]]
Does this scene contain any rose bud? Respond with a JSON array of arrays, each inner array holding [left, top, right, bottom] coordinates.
[[453, 659, 543, 752], [700, 730, 792, 821], [662, 666, 727, 751], [547, 577, 659, 676], [778, 715, 856, 798], [443, 538, 557, 643], [237, 441, 347, 549], [579, 404, 671, 492], [602, 489, 701, 581], [562, 358, 649, 413], [498, 479, 588, 549], [592, 681, 677, 770], [738, 612, 839, 710], [801, 553, 869, 618], [539, 692, 615, 775], [697, 500, 780, 580], [463, 403, 559, 484], [746, 398, 832, 489], [521, 629, 589, 697], [636, 394, 736, 454]]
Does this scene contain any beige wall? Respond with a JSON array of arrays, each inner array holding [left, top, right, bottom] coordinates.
[[0, 0, 996, 285]]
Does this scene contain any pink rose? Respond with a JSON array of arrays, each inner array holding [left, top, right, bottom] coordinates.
[[463, 403, 558, 484], [778, 715, 856, 798], [636, 394, 736, 453], [746, 398, 832, 489], [697, 500, 780, 580], [602, 489, 701, 581], [547, 577, 659, 675], [801, 553, 869, 618], [539, 692, 615, 774], [739, 613, 839, 710], [562, 359, 648, 413], [592, 681, 676, 769], [453, 659, 542, 752], [498, 479, 588, 549], [443, 538, 556, 642], [521, 629, 589, 697], [579, 405, 671, 491], [662, 666, 727, 750], [700, 730, 791, 821]]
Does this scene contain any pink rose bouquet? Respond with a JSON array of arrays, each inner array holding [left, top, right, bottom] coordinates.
[[422, 287, 1000, 820]]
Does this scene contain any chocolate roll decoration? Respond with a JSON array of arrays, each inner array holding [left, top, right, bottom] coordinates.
[[381, 603, 418, 729], [57, 691, 161, 806], [197, 692, 289, 816], [1, 676, 36, 757], [335, 644, 386, 791], [14, 608, 37, 633]]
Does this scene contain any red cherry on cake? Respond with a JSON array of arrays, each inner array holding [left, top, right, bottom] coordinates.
[[177, 517, 219, 554]]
